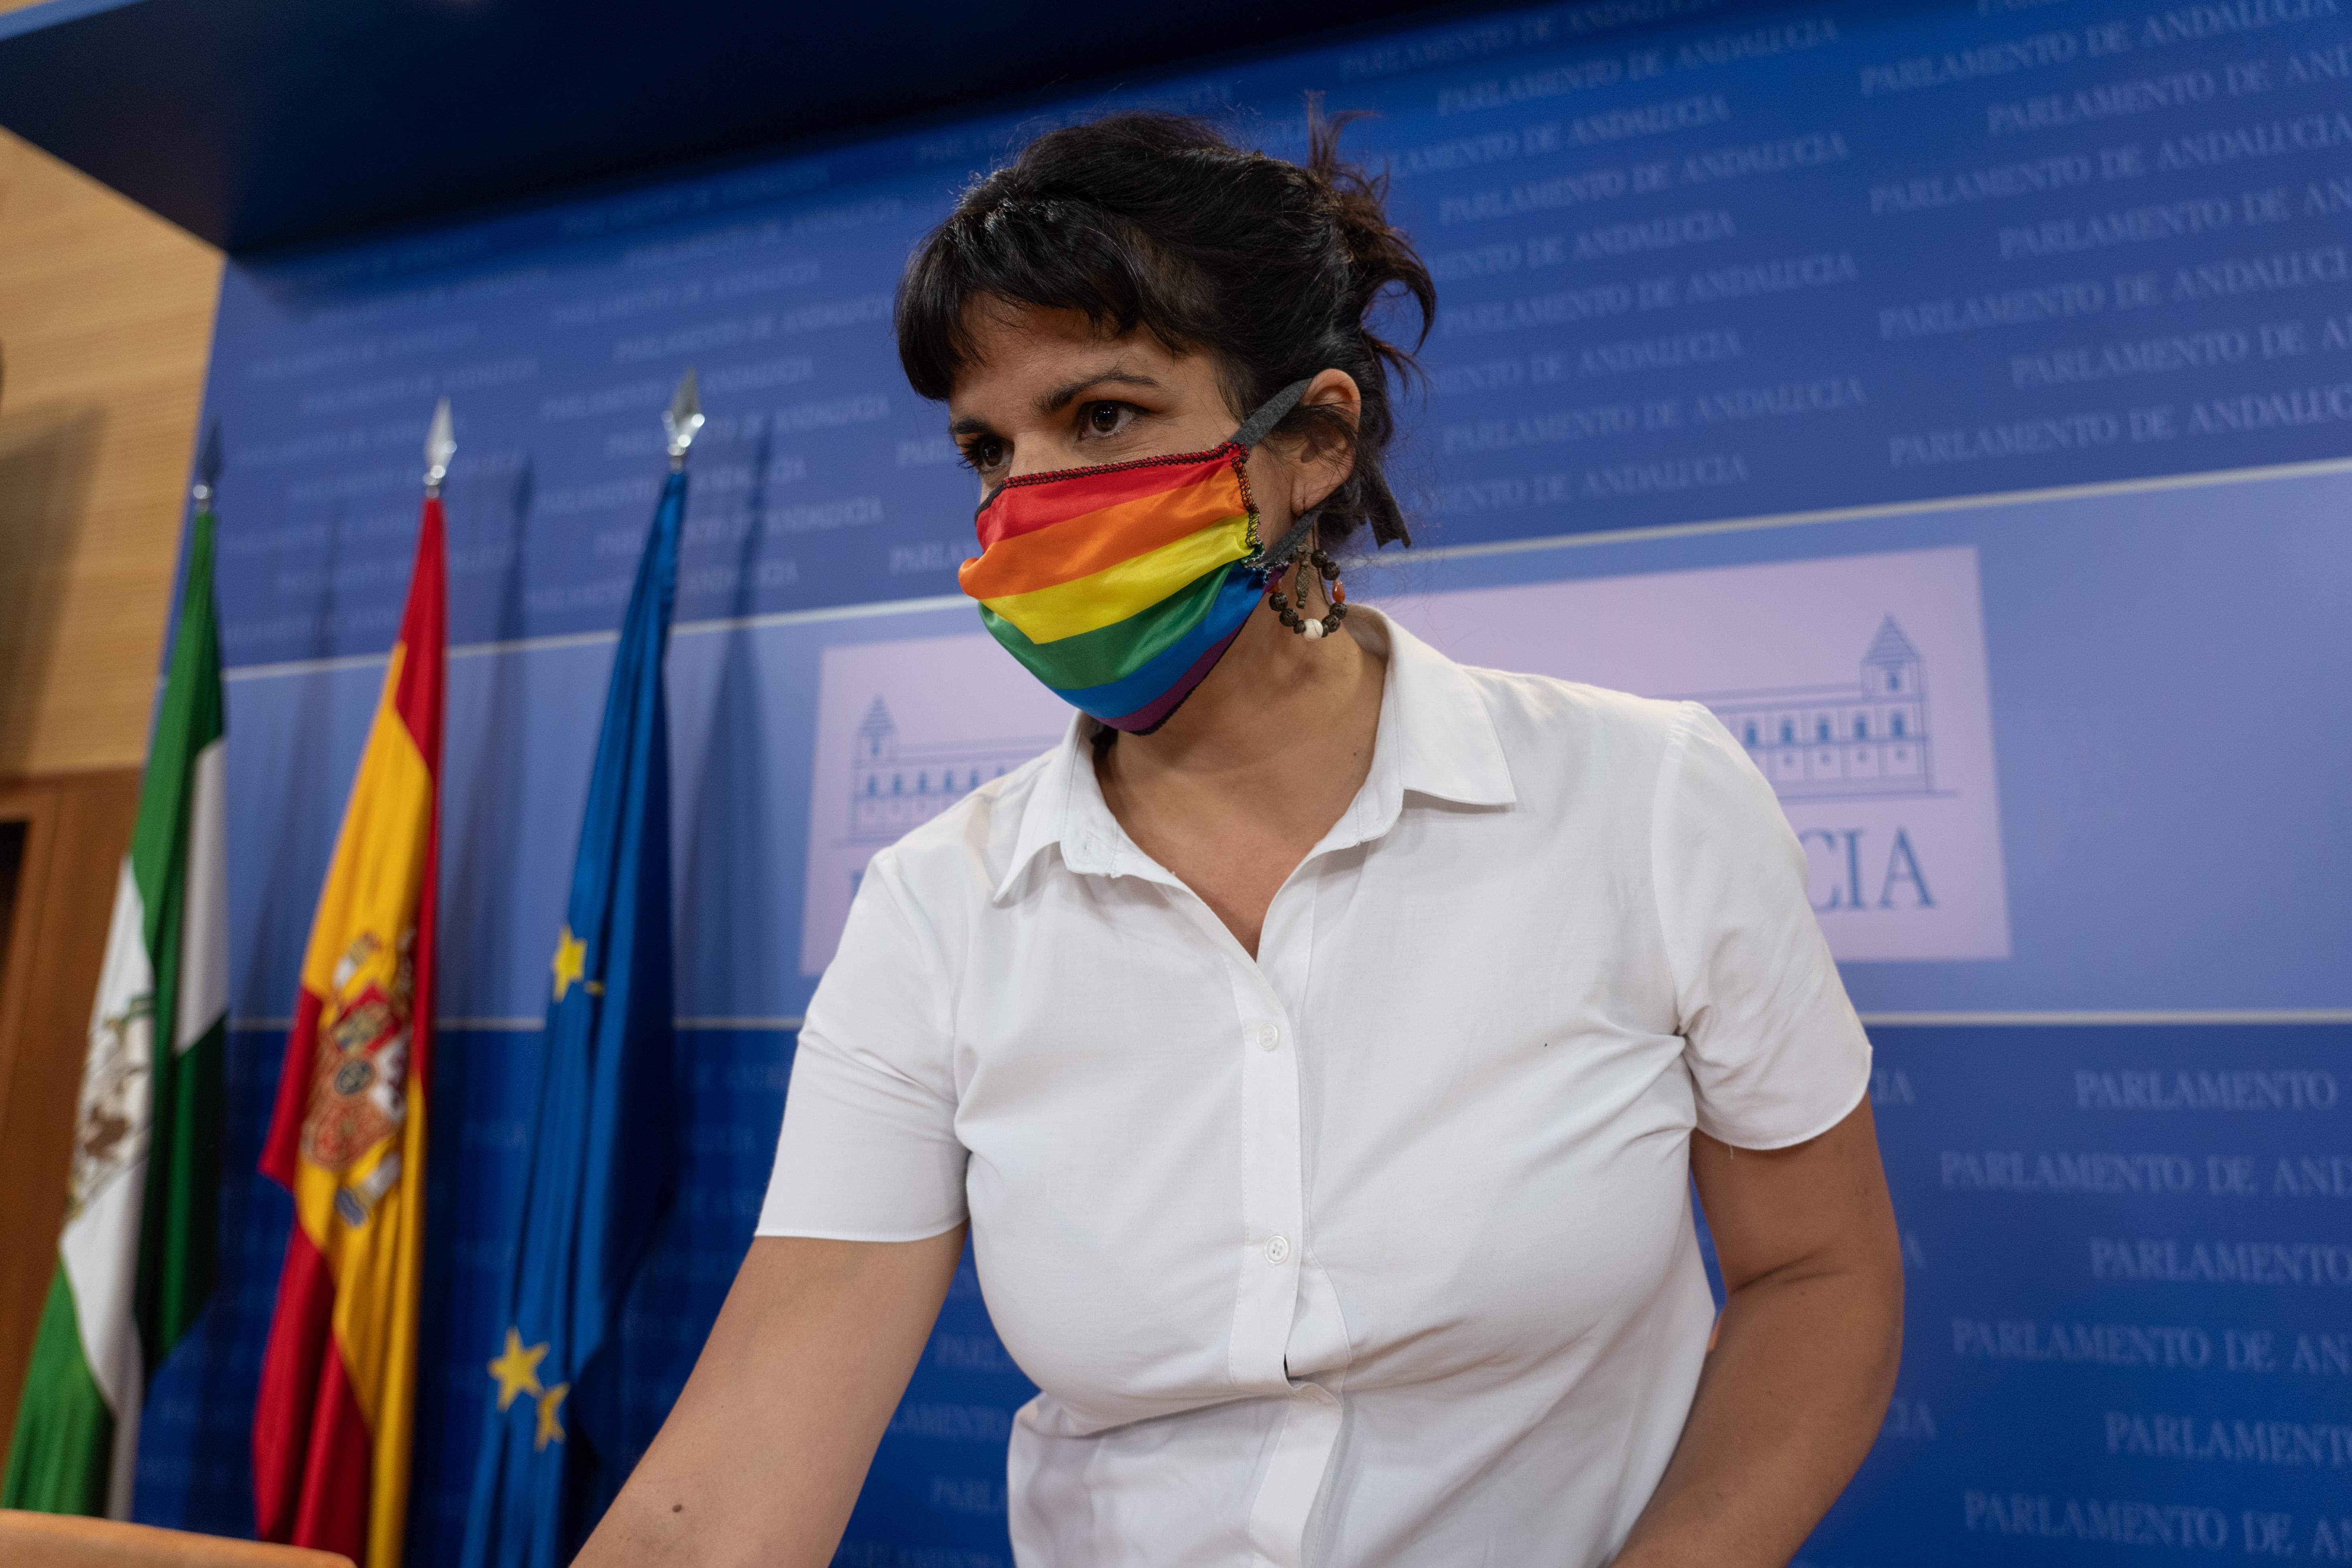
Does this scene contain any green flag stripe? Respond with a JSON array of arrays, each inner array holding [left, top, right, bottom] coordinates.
[[2, 1267, 113, 1513], [129, 505, 225, 1379], [141, 1013, 224, 1361], [977, 562, 1227, 691]]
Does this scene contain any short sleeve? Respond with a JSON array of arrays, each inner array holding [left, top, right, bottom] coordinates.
[[1652, 702, 1872, 1150], [757, 852, 968, 1241]]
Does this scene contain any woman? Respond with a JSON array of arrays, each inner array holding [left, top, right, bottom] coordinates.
[[582, 112, 1901, 1568]]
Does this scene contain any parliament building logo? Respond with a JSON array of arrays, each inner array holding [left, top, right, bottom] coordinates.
[[846, 697, 1043, 847], [1699, 616, 1932, 801]]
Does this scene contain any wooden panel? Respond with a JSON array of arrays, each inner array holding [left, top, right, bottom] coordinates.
[[0, 1509, 354, 1567], [0, 124, 221, 777], [0, 768, 141, 1441]]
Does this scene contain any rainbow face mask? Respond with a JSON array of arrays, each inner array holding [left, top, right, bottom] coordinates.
[[958, 380, 1314, 733]]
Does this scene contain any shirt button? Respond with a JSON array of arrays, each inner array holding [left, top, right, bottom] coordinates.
[[1266, 1234, 1291, 1264], [1252, 1023, 1281, 1052]]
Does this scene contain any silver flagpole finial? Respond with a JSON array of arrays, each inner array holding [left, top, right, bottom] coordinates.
[[424, 397, 457, 494], [664, 367, 704, 470], [193, 419, 224, 505]]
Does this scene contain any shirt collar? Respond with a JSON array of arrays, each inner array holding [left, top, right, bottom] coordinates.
[[991, 606, 1516, 904]]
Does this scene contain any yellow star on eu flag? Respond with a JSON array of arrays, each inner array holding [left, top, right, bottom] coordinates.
[[535, 1381, 571, 1451], [487, 1327, 548, 1412], [551, 925, 585, 1002]]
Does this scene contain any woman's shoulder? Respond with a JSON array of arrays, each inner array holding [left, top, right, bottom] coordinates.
[[1446, 659, 1793, 872], [1453, 659, 1711, 775]]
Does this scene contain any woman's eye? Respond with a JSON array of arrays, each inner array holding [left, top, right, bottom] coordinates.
[[1081, 402, 1135, 439], [960, 435, 1008, 473]]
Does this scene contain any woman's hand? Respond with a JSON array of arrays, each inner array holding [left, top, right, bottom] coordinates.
[[1614, 1097, 1903, 1568], [575, 1227, 967, 1568]]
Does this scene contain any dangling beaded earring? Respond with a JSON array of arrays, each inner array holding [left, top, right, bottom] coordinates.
[[1266, 539, 1347, 641]]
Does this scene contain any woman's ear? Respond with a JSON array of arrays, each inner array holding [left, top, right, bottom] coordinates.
[[1290, 368, 1363, 517]]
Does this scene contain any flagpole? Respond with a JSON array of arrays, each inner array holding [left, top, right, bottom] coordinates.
[[461, 369, 694, 1567], [253, 399, 449, 1568], [666, 365, 703, 473], [424, 395, 455, 496]]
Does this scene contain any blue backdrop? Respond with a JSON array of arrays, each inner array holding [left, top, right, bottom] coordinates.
[[134, 0, 2351, 1562]]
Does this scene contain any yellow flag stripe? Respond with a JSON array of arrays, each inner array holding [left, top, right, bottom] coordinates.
[[976, 515, 1253, 645], [286, 641, 434, 1568]]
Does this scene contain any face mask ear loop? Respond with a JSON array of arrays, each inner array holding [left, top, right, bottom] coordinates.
[[1251, 515, 1317, 575], [1227, 378, 1316, 449], [1234, 379, 1321, 573]]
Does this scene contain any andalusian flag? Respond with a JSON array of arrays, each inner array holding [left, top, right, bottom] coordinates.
[[2, 491, 227, 1515], [252, 444, 445, 1568]]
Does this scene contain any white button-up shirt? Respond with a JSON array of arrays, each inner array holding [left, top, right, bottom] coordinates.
[[761, 609, 1871, 1567]]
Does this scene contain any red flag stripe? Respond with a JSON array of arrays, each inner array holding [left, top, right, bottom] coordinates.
[[291, 1353, 372, 1562], [397, 501, 443, 1184], [252, 1227, 344, 1540], [974, 447, 1238, 548], [258, 990, 323, 1190]]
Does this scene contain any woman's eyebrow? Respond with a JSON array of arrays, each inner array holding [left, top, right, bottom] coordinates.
[[1035, 366, 1161, 415], [947, 366, 1165, 434]]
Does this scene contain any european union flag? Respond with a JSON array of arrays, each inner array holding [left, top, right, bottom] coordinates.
[[461, 463, 686, 1568]]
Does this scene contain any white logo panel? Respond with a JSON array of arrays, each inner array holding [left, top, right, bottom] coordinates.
[[1378, 545, 2008, 961], [801, 546, 2009, 971]]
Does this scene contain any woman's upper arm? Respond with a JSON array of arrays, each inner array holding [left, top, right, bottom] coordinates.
[[1690, 1098, 1900, 1293]]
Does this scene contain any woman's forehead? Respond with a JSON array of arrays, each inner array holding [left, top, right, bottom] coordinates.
[[960, 300, 1098, 353]]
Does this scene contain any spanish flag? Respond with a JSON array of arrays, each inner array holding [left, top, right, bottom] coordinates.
[[252, 490, 444, 1568]]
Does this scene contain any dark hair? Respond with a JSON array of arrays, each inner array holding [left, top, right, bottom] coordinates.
[[895, 105, 1435, 549]]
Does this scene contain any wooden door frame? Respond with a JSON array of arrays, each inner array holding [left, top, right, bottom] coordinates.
[[0, 768, 141, 1441]]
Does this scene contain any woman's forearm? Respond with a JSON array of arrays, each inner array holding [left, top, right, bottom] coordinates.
[[1616, 1105, 1904, 1567], [1612, 1255, 1902, 1566], [576, 1228, 966, 1568]]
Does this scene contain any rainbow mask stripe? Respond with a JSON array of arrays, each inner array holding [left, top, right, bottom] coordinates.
[[961, 445, 1262, 731]]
